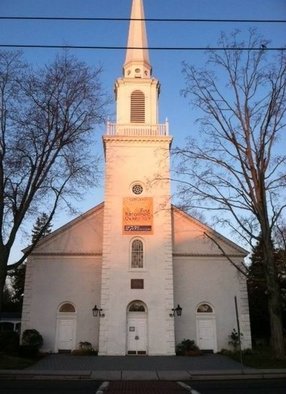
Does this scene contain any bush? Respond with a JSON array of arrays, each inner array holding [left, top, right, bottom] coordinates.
[[176, 339, 201, 356], [22, 329, 43, 348], [0, 331, 19, 354], [228, 328, 243, 351], [21, 329, 43, 356], [71, 341, 98, 356]]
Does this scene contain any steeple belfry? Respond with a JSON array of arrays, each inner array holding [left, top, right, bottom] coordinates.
[[124, 0, 151, 78], [112, 0, 164, 129]]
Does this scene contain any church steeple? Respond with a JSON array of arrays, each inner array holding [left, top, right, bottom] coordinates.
[[100, 0, 174, 357], [112, 0, 165, 131], [123, 0, 152, 79]]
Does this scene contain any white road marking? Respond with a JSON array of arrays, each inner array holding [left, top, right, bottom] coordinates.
[[96, 381, 110, 393], [177, 381, 201, 393]]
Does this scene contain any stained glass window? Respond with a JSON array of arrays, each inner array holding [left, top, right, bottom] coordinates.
[[131, 239, 144, 268]]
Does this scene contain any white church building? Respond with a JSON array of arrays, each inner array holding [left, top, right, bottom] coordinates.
[[21, 0, 252, 355]]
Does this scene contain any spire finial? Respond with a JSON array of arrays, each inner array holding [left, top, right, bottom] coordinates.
[[124, 0, 151, 78]]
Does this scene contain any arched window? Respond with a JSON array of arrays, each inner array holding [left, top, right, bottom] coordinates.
[[131, 90, 145, 123], [197, 303, 213, 313], [131, 239, 144, 269], [129, 301, 146, 312], [59, 303, 75, 313]]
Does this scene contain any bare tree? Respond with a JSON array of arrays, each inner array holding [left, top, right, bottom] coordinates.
[[0, 50, 108, 311], [174, 30, 286, 358]]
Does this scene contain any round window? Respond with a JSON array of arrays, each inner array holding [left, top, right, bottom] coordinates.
[[132, 184, 143, 195]]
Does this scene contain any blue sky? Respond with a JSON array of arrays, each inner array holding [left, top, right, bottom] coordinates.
[[1, 0, 285, 260]]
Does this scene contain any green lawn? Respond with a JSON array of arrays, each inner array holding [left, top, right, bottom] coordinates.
[[0, 354, 38, 369], [223, 348, 286, 369]]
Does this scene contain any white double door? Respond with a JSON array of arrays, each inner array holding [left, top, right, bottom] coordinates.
[[127, 315, 147, 354]]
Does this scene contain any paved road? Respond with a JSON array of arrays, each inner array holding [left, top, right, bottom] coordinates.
[[0, 380, 101, 394], [190, 379, 286, 394], [106, 381, 187, 392], [0, 380, 187, 393], [1, 379, 286, 394]]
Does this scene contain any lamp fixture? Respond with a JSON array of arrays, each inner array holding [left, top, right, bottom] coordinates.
[[92, 305, 105, 317], [170, 304, 182, 317]]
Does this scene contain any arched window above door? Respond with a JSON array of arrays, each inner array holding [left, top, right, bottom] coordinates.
[[128, 301, 146, 312], [197, 303, 213, 313], [59, 303, 76, 313]]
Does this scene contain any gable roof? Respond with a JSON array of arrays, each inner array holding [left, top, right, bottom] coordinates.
[[26, 203, 104, 256], [172, 205, 248, 257], [25, 202, 247, 258]]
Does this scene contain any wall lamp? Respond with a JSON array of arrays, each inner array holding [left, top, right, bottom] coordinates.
[[92, 305, 105, 317], [170, 304, 183, 317]]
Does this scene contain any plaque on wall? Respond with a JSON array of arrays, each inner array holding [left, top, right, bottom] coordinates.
[[131, 279, 144, 289]]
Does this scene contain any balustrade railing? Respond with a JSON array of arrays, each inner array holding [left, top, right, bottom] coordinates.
[[106, 121, 169, 136]]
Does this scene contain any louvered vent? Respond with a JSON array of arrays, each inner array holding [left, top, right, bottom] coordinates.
[[131, 90, 145, 123]]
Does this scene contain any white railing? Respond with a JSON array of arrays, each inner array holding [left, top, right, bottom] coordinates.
[[106, 121, 169, 137]]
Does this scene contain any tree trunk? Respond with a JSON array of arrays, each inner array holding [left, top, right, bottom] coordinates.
[[263, 236, 285, 359], [0, 247, 9, 313]]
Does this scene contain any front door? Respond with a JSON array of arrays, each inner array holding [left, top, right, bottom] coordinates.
[[197, 318, 217, 352], [127, 316, 147, 355], [57, 319, 75, 351]]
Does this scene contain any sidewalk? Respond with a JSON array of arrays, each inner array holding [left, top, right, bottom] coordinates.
[[103, 381, 188, 393], [0, 354, 286, 381]]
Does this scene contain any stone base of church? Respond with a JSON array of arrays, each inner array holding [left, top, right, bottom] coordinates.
[[98, 351, 176, 356]]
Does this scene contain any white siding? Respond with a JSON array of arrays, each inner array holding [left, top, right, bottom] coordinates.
[[21, 256, 102, 352]]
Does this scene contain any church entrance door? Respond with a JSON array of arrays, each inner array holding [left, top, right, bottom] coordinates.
[[196, 303, 217, 352], [57, 319, 76, 351], [127, 301, 148, 355], [56, 303, 77, 352], [127, 316, 147, 355], [197, 318, 217, 352]]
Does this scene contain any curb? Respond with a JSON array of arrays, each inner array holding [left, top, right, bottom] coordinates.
[[0, 369, 286, 381], [0, 370, 92, 380]]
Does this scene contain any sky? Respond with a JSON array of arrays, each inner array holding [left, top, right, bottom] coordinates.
[[1, 0, 285, 261]]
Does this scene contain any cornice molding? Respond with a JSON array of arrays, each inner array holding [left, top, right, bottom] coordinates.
[[173, 253, 244, 258], [30, 252, 102, 257], [103, 135, 172, 144]]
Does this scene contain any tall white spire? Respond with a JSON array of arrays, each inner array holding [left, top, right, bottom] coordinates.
[[114, 0, 160, 126], [124, 0, 152, 78]]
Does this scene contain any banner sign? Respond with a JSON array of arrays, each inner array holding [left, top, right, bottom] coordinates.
[[123, 197, 153, 234]]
